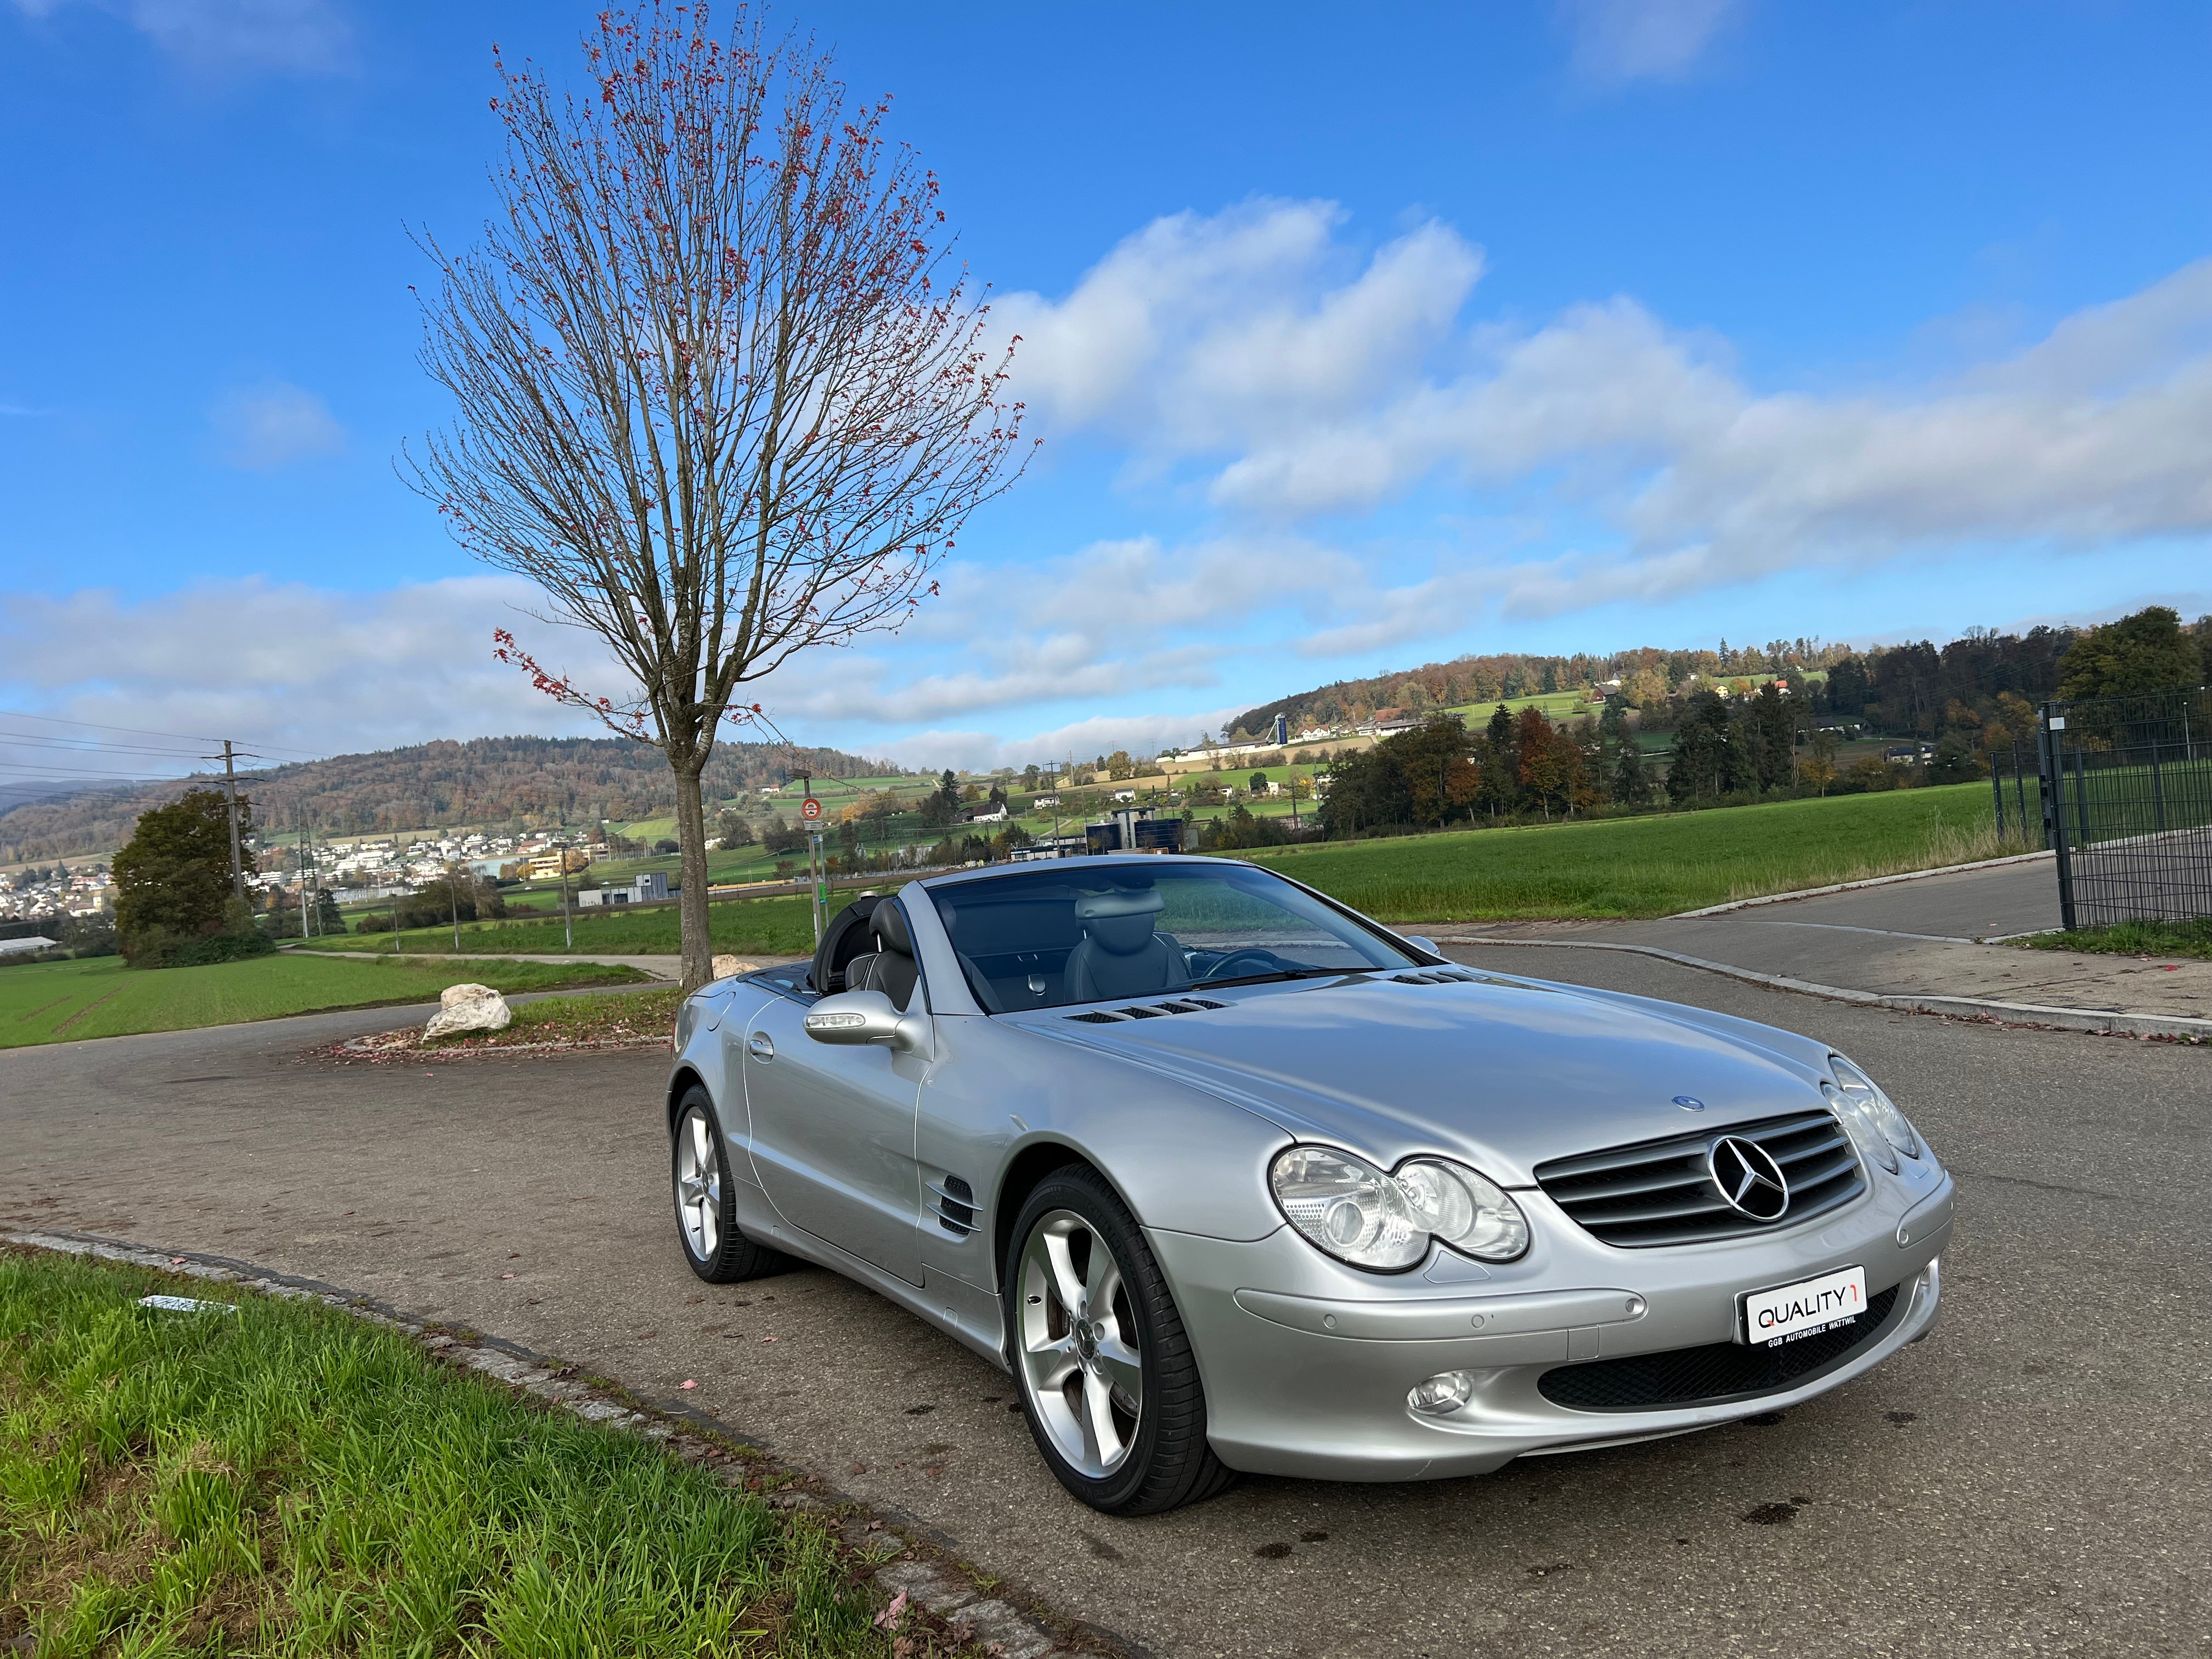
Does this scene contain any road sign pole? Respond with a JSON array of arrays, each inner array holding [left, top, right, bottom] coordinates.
[[810, 832, 826, 945]]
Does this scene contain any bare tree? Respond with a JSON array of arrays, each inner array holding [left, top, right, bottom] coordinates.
[[409, 2, 1029, 989]]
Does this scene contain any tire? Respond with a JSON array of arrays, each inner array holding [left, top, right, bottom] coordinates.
[[1004, 1164, 1234, 1515], [671, 1087, 789, 1284]]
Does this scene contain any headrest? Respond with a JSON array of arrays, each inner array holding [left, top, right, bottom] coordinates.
[[874, 900, 914, 957], [1074, 888, 1164, 921]]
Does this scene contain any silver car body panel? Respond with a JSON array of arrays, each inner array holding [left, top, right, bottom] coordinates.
[[667, 856, 1953, 1481]]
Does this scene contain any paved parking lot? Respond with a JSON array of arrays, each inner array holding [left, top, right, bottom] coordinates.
[[4, 957, 2208, 1657]]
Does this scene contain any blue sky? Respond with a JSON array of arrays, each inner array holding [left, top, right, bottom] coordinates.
[[3, 0, 2210, 780]]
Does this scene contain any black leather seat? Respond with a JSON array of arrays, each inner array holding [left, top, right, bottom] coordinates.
[[810, 894, 882, 994], [1063, 888, 1190, 1003], [847, 900, 921, 1011]]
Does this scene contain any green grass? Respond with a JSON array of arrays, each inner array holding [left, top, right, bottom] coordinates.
[[0, 1248, 894, 1658], [1232, 784, 2017, 921], [324, 890, 875, 960], [2018, 917, 2212, 960], [419, 988, 686, 1052], [0, 955, 656, 1049]]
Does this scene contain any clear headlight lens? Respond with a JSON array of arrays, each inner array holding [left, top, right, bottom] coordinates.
[[1268, 1147, 1528, 1271], [1395, 1158, 1530, 1262], [1268, 1147, 1426, 1269], [1825, 1054, 1920, 1168]]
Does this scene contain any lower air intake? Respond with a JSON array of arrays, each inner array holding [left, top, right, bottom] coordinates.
[[1538, 1284, 1901, 1412]]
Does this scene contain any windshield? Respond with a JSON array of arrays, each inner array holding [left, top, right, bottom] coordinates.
[[924, 861, 1419, 1012]]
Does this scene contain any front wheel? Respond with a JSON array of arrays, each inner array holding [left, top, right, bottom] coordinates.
[[672, 1088, 788, 1283], [1005, 1165, 1233, 1514]]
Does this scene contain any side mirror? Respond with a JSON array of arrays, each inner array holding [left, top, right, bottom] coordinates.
[[1403, 935, 1441, 960], [803, 989, 929, 1054]]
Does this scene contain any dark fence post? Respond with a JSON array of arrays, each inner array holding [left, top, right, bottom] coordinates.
[[2150, 739, 2166, 833], [1991, 769, 2005, 836], [2038, 703, 2076, 930]]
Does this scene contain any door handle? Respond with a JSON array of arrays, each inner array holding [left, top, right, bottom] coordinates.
[[747, 1032, 775, 1061]]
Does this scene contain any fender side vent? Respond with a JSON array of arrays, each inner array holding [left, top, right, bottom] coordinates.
[[930, 1176, 978, 1237]]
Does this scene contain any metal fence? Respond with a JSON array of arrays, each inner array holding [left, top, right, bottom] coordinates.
[[2036, 685, 2212, 928]]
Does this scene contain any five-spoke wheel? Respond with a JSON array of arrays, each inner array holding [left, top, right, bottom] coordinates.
[[670, 1086, 786, 1284], [1017, 1209, 1144, 1477], [1005, 1165, 1233, 1513]]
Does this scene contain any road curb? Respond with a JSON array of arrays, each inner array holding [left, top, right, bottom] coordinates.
[[2, 1228, 1116, 1659], [1663, 848, 2055, 919], [1432, 935, 2212, 1042]]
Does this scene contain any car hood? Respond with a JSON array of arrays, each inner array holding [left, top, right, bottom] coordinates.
[[1011, 972, 1836, 1186]]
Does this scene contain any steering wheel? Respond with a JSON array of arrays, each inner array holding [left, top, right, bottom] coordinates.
[[1198, 948, 1282, 983]]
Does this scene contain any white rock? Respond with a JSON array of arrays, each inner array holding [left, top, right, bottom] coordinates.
[[710, 955, 758, 980], [424, 983, 512, 1040]]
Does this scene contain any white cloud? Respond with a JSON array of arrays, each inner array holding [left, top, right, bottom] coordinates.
[[997, 202, 1484, 454], [0, 577, 634, 769], [211, 382, 346, 470], [10, 0, 351, 73], [1560, 0, 1745, 85], [1002, 201, 2212, 658]]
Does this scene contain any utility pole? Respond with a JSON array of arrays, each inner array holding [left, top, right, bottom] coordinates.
[[447, 866, 462, 951], [558, 828, 574, 950], [210, 740, 247, 901]]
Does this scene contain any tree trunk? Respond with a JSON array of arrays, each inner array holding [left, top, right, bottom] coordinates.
[[673, 767, 713, 993]]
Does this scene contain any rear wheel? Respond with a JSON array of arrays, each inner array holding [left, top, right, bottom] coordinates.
[[672, 1088, 788, 1283], [1005, 1165, 1233, 1514]]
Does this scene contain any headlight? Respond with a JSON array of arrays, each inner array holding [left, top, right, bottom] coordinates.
[[1824, 1054, 1920, 1169], [1395, 1159, 1530, 1261], [1268, 1147, 1528, 1271]]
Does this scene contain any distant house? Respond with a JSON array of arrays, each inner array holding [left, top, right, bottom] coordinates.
[[1031, 794, 1059, 808], [1883, 744, 1932, 765], [962, 803, 1008, 824], [577, 871, 670, 907], [0, 936, 58, 957], [1110, 789, 1137, 803]]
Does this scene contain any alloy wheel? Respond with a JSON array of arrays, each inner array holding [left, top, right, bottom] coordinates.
[[1017, 1209, 1143, 1477], [674, 1105, 721, 1262]]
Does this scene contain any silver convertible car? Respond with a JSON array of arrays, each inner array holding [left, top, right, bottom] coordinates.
[[664, 855, 1953, 1514]]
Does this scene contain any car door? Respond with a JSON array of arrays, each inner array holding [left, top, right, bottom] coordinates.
[[741, 988, 925, 1285]]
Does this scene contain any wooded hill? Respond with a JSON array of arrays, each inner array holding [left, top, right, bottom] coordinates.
[[0, 734, 904, 864]]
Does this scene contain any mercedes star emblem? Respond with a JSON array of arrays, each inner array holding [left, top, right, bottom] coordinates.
[[1706, 1134, 1790, 1222]]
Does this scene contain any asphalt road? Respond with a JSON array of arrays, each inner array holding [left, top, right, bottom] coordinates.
[[4, 961, 2208, 1657]]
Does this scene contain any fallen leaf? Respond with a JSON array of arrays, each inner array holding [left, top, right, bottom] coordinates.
[[680, 1379, 698, 1391], [760, 1335, 779, 1343], [500, 1273, 516, 1280], [873, 1589, 909, 1631]]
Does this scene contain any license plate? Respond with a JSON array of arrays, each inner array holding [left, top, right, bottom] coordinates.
[[1740, 1265, 1868, 1347]]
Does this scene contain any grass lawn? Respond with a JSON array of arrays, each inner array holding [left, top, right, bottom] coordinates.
[[0, 1248, 895, 1658], [0, 954, 656, 1049], [2018, 917, 2212, 960], [323, 889, 884, 959], [1234, 784, 2018, 921]]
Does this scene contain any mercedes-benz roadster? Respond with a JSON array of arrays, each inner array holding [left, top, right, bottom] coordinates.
[[664, 855, 1951, 1514]]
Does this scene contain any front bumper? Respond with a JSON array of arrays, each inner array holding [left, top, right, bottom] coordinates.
[[1153, 1165, 1952, 1482]]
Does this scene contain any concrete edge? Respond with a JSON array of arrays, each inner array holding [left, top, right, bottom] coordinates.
[[1, 1228, 1118, 1659], [1431, 935, 2212, 1042], [1664, 848, 2055, 919]]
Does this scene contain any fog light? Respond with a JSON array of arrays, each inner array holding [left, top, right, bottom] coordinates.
[[1407, 1371, 1478, 1416]]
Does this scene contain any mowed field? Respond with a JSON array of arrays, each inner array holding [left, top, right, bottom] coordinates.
[[331, 785, 2010, 956], [0, 954, 654, 1049], [1239, 783, 2011, 921], [320, 889, 854, 958]]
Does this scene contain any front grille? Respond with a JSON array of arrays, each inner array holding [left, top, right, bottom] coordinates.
[[1533, 1110, 1864, 1248], [1538, 1284, 1901, 1411]]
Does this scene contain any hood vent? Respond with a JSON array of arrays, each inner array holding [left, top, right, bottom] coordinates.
[[1393, 969, 1480, 985], [1065, 997, 1229, 1025], [929, 1175, 977, 1237]]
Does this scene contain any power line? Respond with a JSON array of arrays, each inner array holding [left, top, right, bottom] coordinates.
[[0, 710, 326, 760]]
